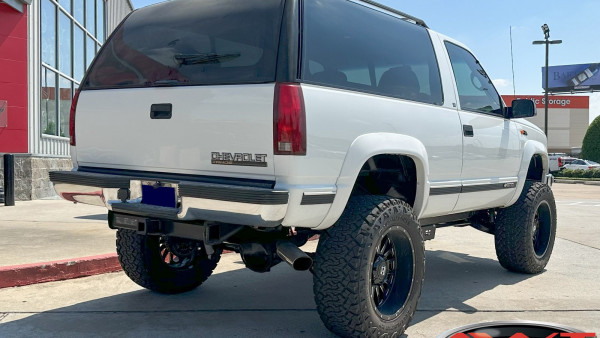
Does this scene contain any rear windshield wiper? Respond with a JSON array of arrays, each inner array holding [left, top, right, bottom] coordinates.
[[147, 79, 183, 86], [174, 53, 241, 65]]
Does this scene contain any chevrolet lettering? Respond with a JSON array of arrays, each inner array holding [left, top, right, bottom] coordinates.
[[211, 152, 267, 167]]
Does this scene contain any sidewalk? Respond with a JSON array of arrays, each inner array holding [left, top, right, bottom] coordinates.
[[0, 200, 119, 287]]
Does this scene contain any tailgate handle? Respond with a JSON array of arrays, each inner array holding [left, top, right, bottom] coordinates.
[[150, 104, 172, 119]]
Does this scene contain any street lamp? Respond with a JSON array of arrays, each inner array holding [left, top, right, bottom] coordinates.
[[533, 24, 562, 136]]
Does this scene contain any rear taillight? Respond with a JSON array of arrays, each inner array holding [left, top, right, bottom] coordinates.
[[558, 157, 563, 168], [69, 89, 80, 146], [274, 83, 306, 155]]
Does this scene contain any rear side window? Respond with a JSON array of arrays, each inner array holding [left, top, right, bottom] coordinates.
[[82, 0, 284, 89], [301, 0, 443, 105]]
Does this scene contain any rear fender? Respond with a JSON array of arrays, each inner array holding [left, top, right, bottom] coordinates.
[[315, 133, 429, 230]]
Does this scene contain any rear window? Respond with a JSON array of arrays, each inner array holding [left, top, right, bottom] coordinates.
[[301, 0, 443, 105], [82, 0, 284, 90]]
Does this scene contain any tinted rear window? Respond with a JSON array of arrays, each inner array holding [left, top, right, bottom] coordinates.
[[301, 0, 443, 105], [82, 0, 284, 90]]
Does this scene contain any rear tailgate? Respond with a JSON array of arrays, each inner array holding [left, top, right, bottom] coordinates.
[[76, 85, 275, 177], [74, 0, 285, 179]]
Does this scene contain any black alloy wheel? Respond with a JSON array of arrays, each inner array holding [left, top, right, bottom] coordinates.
[[532, 200, 552, 258], [159, 236, 198, 269], [370, 229, 415, 319]]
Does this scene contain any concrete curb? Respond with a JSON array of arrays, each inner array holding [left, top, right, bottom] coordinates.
[[555, 179, 600, 185], [0, 254, 122, 289], [0, 236, 320, 289]]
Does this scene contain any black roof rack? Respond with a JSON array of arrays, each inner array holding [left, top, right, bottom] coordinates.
[[359, 0, 428, 28]]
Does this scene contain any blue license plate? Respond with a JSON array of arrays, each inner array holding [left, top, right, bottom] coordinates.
[[141, 185, 176, 208]]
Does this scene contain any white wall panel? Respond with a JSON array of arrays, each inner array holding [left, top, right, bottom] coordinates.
[[105, 0, 133, 35]]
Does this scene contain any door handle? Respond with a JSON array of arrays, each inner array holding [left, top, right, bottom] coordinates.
[[463, 124, 474, 137], [150, 103, 172, 119]]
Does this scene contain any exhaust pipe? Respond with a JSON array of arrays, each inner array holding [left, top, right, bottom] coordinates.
[[276, 241, 313, 271]]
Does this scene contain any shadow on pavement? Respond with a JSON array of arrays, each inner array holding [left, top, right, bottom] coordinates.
[[73, 214, 108, 221], [410, 249, 536, 326], [0, 250, 534, 337]]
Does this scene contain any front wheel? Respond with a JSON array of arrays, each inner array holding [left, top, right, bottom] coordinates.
[[495, 181, 557, 273], [116, 229, 221, 293], [313, 196, 425, 337]]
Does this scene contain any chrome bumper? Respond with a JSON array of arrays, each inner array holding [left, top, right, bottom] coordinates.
[[50, 171, 288, 227]]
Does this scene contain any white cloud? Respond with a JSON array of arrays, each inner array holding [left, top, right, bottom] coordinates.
[[492, 78, 511, 88]]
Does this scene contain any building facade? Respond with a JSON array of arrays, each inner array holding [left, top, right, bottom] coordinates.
[[502, 95, 590, 155], [0, 0, 132, 200]]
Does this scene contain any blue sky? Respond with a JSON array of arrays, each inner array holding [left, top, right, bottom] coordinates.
[[131, 0, 600, 121]]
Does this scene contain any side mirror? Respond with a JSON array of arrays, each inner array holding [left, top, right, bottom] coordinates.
[[507, 99, 536, 119]]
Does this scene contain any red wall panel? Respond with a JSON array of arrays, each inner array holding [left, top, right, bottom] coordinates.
[[0, 3, 28, 153]]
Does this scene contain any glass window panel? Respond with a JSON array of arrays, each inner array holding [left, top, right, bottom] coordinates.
[[59, 12, 72, 77], [302, 0, 443, 105], [41, 0, 56, 67], [41, 68, 58, 136], [74, 26, 85, 81], [445, 42, 502, 115], [86, 0, 95, 36], [83, 0, 284, 89], [96, 0, 104, 41], [59, 0, 71, 14], [73, 0, 84, 25], [58, 76, 73, 138], [86, 35, 95, 69]]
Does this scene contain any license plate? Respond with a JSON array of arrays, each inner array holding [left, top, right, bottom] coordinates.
[[141, 183, 176, 208]]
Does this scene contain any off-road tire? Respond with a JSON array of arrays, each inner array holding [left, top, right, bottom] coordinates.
[[313, 196, 425, 337], [495, 181, 557, 273], [116, 229, 221, 293]]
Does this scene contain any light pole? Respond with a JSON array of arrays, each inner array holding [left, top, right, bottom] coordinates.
[[533, 24, 562, 136]]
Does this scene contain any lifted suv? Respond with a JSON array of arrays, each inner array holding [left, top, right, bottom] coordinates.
[[50, 0, 557, 336]]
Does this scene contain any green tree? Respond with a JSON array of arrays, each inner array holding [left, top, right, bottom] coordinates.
[[581, 115, 600, 162]]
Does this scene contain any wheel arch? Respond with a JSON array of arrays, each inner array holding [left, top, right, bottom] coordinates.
[[505, 140, 549, 207], [315, 133, 430, 230]]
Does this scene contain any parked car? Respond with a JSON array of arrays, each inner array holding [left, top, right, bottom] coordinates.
[[563, 159, 600, 170], [548, 153, 577, 172], [49, 0, 556, 336]]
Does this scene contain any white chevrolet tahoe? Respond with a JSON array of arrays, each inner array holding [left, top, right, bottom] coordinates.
[[50, 0, 557, 336]]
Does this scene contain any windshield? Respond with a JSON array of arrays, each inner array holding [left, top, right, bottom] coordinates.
[[82, 0, 284, 90]]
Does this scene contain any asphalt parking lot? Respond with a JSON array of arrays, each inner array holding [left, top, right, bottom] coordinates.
[[0, 183, 598, 337]]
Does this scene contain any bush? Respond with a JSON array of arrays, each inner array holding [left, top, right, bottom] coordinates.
[[559, 169, 573, 177], [581, 116, 600, 163], [572, 169, 586, 178], [583, 169, 596, 178], [555, 168, 600, 179]]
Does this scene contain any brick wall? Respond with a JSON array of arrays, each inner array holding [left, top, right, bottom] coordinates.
[[0, 155, 73, 200]]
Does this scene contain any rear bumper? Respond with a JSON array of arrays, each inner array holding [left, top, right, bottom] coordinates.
[[49, 171, 289, 227]]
